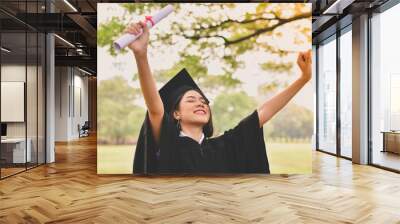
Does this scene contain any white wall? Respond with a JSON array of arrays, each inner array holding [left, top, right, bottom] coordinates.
[[55, 67, 89, 141], [1, 66, 25, 130], [1, 63, 46, 164], [55, 66, 69, 141], [1, 65, 38, 138]]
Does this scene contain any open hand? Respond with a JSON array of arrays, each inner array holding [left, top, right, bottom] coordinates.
[[297, 50, 312, 82], [125, 21, 149, 56]]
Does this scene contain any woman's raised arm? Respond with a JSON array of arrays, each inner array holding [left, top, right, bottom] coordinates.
[[257, 50, 312, 127], [126, 21, 164, 143]]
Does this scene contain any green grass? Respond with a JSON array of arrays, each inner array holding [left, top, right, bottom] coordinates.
[[97, 145, 134, 174], [97, 142, 312, 174], [267, 142, 312, 174]]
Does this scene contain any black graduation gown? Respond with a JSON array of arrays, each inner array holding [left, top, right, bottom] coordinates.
[[133, 110, 270, 174]]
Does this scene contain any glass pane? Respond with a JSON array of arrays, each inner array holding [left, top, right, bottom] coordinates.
[[38, 32, 45, 165], [26, 0, 39, 169], [340, 29, 352, 158], [27, 31, 38, 169], [0, 1, 46, 178], [0, 1, 27, 13], [318, 37, 337, 154], [390, 75, 400, 130], [1, 30, 27, 177], [371, 4, 400, 171]]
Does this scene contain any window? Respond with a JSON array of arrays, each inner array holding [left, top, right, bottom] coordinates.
[[317, 36, 337, 154], [370, 3, 400, 171], [390, 74, 400, 131], [0, 1, 46, 179], [339, 28, 352, 158]]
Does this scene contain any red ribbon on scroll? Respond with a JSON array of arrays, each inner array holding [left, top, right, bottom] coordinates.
[[145, 15, 155, 26]]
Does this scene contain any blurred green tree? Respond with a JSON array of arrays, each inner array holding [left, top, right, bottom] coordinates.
[[149, 54, 242, 95], [97, 3, 313, 144], [98, 3, 311, 77], [98, 76, 145, 144], [211, 91, 257, 135], [264, 104, 313, 140]]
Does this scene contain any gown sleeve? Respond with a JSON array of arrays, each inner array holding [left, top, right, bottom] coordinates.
[[220, 110, 270, 173]]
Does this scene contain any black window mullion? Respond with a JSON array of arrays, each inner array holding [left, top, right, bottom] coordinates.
[[0, 21, 2, 179], [25, 0, 28, 171], [367, 11, 373, 165], [336, 29, 341, 157], [36, 0, 39, 168], [316, 45, 319, 151], [44, 0, 47, 164]]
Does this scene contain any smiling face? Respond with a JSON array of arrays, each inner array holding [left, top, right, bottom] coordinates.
[[173, 90, 211, 127]]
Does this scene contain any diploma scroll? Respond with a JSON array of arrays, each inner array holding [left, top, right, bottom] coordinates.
[[113, 4, 174, 51]]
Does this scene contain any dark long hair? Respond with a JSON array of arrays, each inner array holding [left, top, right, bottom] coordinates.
[[170, 89, 214, 137]]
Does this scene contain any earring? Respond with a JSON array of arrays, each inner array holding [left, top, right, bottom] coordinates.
[[176, 119, 181, 131]]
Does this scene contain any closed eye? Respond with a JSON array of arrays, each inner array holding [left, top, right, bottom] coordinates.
[[185, 95, 208, 105], [186, 99, 207, 105]]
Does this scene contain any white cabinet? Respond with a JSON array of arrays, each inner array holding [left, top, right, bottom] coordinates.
[[1, 138, 32, 163]]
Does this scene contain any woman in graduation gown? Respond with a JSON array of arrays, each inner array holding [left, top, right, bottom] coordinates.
[[126, 21, 312, 174]]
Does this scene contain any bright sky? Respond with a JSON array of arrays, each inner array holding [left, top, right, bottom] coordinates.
[[97, 3, 314, 111]]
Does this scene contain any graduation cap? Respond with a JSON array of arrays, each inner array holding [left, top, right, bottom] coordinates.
[[133, 68, 210, 174], [159, 68, 209, 112]]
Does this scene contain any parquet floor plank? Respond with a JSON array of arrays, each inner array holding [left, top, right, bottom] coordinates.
[[0, 135, 399, 223]]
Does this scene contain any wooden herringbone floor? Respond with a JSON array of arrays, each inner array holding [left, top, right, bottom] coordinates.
[[1, 135, 400, 224]]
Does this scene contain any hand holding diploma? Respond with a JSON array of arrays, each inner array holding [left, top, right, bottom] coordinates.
[[125, 21, 150, 56], [114, 4, 174, 52]]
